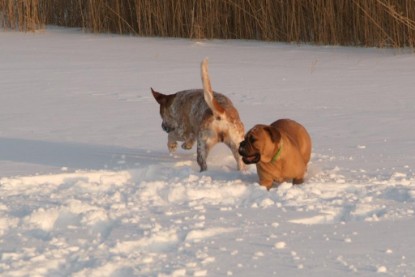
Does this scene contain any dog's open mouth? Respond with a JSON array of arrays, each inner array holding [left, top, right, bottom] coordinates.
[[242, 153, 260, 164]]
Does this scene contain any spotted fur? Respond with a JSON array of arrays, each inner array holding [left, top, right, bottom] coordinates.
[[151, 58, 245, 171]]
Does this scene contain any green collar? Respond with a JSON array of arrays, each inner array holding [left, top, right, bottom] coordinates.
[[271, 142, 283, 163]]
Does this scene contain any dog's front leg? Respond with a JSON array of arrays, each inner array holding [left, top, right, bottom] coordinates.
[[181, 135, 195, 150], [167, 133, 178, 153], [257, 168, 275, 190], [259, 179, 274, 191]]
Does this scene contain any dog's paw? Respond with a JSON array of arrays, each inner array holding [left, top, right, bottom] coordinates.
[[168, 142, 178, 153], [181, 141, 194, 150], [237, 162, 248, 172]]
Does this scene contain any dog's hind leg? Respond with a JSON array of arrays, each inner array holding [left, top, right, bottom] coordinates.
[[196, 132, 216, 171], [292, 178, 304, 185], [196, 139, 208, 171], [225, 140, 246, 171]]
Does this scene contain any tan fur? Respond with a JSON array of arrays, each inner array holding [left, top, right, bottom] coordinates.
[[239, 119, 311, 190], [201, 58, 225, 115], [151, 58, 245, 172]]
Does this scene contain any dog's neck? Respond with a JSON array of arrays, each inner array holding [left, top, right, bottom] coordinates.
[[271, 141, 283, 163]]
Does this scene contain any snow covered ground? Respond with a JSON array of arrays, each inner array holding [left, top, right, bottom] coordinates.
[[0, 27, 414, 276]]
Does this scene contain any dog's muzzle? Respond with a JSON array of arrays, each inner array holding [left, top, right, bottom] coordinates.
[[239, 140, 260, 164], [161, 122, 174, 133]]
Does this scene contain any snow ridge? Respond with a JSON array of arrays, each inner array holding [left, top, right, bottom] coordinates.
[[1, 157, 414, 276]]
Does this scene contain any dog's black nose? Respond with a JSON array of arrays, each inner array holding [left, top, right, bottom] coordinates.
[[161, 122, 173, 133], [238, 140, 247, 155]]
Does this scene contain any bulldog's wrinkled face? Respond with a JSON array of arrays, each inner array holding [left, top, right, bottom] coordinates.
[[239, 124, 281, 164], [238, 126, 265, 164]]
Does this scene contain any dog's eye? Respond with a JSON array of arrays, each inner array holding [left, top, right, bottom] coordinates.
[[249, 136, 256, 144]]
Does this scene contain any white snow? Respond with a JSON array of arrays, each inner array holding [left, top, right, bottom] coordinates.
[[0, 26, 414, 276]]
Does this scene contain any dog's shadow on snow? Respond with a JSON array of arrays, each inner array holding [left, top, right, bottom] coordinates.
[[0, 137, 172, 175], [0, 137, 257, 184]]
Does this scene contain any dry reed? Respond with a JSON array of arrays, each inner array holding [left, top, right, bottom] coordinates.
[[1, 0, 415, 47], [0, 0, 44, 31]]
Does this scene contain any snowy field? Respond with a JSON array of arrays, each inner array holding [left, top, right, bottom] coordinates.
[[0, 27, 414, 276]]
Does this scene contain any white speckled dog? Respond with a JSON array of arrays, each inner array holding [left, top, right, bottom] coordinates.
[[151, 58, 245, 171]]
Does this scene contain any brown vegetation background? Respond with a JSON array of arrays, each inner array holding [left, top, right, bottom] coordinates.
[[1, 0, 415, 47]]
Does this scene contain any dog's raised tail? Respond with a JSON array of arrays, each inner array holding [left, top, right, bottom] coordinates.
[[201, 58, 225, 115]]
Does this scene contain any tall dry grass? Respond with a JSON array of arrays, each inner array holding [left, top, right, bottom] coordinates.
[[1, 0, 415, 47], [0, 0, 44, 31]]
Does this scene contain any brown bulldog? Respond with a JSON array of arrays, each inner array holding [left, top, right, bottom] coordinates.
[[239, 119, 311, 190], [151, 58, 245, 172]]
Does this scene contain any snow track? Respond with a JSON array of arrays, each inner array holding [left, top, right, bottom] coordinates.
[[1, 156, 414, 276]]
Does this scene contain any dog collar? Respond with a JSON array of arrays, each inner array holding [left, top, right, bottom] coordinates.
[[271, 142, 283, 163]]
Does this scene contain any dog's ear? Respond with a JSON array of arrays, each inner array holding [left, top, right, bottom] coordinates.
[[151, 88, 166, 105], [264, 126, 281, 142]]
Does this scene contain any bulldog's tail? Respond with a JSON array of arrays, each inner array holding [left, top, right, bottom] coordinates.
[[201, 58, 225, 116]]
